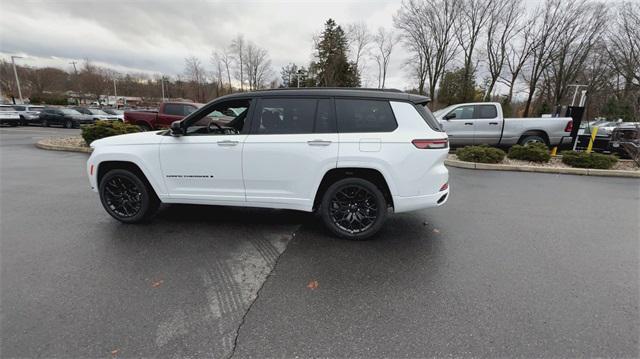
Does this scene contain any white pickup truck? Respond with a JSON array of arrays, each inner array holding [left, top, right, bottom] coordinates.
[[432, 102, 573, 147]]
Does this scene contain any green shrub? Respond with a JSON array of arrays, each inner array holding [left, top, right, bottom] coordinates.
[[81, 120, 141, 145], [456, 145, 506, 164], [560, 151, 618, 169], [507, 143, 551, 162]]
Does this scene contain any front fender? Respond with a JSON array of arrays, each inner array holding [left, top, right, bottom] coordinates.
[[87, 144, 166, 197]]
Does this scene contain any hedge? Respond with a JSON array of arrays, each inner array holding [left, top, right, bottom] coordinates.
[[507, 143, 551, 162], [560, 151, 618, 169], [81, 120, 141, 145], [456, 145, 506, 164]]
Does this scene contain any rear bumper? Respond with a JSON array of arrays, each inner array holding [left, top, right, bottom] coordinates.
[[393, 188, 450, 213]]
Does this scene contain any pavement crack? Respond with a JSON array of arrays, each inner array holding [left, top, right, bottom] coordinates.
[[227, 227, 300, 359]]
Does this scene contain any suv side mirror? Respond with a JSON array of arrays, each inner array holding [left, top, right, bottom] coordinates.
[[170, 121, 184, 136], [444, 113, 457, 120]]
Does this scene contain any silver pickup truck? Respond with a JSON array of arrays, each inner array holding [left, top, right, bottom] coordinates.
[[432, 102, 574, 147]]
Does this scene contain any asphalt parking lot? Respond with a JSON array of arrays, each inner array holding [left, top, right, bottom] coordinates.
[[1, 127, 638, 358]]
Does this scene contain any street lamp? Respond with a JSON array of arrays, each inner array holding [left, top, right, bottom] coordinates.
[[11, 56, 24, 104]]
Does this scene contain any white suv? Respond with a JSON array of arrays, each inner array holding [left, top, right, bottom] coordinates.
[[87, 89, 449, 239]]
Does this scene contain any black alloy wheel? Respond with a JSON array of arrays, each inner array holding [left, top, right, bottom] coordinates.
[[99, 169, 159, 223], [42, 119, 49, 127], [64, 119, 73, 129], [321, 178, 387, 240]]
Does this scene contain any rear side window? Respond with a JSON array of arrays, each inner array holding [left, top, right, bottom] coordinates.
[[477, 105, 497, 119], [415, 104, 443, 132], [336, 99, 397, 133], [164, 104, 183, 116], [256, 98, 316, 134]]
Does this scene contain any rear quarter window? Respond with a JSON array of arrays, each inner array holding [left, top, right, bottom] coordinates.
[[336, 99, 397, 133], [415, 104, 444, 132]]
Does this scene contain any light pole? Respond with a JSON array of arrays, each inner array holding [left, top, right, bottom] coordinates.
[[11, 56, 24, 104], [161, 76, 166, 102], [113, 78, 117, 107]]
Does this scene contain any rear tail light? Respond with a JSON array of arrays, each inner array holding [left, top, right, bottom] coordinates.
[[412, 139, 448, 149], [440, 183, 449, 191], [564, 120, 573, 132], [90, 164, 94, 176]]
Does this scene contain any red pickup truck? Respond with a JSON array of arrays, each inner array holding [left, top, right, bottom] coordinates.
[[124, 102, 202, 130]]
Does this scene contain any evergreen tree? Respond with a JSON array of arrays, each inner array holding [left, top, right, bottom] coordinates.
[[314, 19, 360, 87], [437, 67, 477, 106]]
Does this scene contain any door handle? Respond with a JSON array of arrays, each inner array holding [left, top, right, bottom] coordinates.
[[464, 122, 473, 126], [307, 139, 332, 146], [489, 122, 499, 125], [217, 140, 239, 146]]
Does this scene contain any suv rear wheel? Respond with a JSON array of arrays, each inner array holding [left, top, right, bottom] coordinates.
[[99, 169, 160, 223], [320, 178, 388, 240]]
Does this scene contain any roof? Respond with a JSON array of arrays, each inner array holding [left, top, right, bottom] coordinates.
[[215, 88, 431, 104]]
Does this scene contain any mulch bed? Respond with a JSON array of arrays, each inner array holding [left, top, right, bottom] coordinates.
[[448, 154, 639, 172]]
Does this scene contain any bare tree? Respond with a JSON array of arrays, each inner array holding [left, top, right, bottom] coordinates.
[[184, 56, 207, 102], [372, 27, 396, 89], [395, 0, 460, 101], [244, 42, 273, 90], [607, 1, 640, 88], [455, 0, 493, 100], [230, 34, 246, 91], [347, 22, 372, 78], [521, 0, 575, 116], [483, 0, 523, 100], [211, 51, 225, 96], [546, 1, 608, 104]]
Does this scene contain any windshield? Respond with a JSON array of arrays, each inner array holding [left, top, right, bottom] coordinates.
[[61, 109, 82, 115], [432, 105, 456, 119], [89, 109, 108, 115]]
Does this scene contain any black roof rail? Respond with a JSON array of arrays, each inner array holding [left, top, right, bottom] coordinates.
[[253, 87, 404, 93]]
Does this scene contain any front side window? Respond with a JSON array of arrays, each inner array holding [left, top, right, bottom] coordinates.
[[449, 105, 475, 120], [255, 98, 316, 135], [336, 99, 397, 133], [476, 105, 497, 119], [184, 99, 251, 136]]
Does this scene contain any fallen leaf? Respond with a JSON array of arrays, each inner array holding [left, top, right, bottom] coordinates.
[[111, 349, 119, 356], [433, 228, 440, 234], [307, 280, 319, 290], [151, 279, 164, 288]]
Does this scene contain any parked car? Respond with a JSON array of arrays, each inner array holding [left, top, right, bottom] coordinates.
[[124, 102, 202, 130], [87, 88, 450, 240], [102, 108, 125, 121], [72, 107, 119, 121], [432, 102, 573, 147], [39, 107, 95, 128], [9, 105, 45, 125], [0, 106, 21, 126]]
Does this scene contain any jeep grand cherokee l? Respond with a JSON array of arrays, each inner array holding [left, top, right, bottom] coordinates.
[[87, 88, 449, 240]]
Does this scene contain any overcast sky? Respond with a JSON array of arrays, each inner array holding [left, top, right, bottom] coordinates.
[[0, 0, 544, 90]]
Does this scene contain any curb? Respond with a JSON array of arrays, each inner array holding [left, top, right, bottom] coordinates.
[[444, 159, 640, 178], [35, 140, 93, 153]]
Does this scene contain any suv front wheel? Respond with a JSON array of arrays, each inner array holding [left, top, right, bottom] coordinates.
[[320, 178, 388, 240], [99, 169, 160, 223]]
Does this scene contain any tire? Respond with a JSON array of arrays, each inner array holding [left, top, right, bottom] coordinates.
[[319, 177, 388, 240], [99, 169, 160, 224], [519, 135, 547, 146], [64, 120, 73, 129], [138, 123, 152, 131], [42, 119, 49, 127]]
